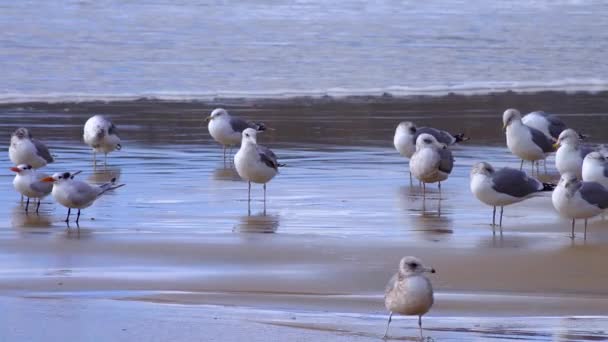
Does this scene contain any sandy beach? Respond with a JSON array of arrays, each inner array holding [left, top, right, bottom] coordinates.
[[1, 92, 608, 341]]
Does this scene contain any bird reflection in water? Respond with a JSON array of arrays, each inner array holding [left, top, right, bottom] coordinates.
[[233, 212, 279, 233]]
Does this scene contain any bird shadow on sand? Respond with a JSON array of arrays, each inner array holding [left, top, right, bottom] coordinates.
[[213, 166, 242, 181], [10, 204, 53, 230], [87, 166, 121, 184], [233, 212, 280, 233]]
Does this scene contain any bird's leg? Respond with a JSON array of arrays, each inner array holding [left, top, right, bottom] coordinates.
[[382, 312, 393, 339], [422, 182, 426, 197], [20, 194, 24, 204], [223, 146, 226, 163], [520, 159, 524, 171], [248, 181, 251, 203], [25, 197, 30, 213], [584, 219, 588, 240], [571, 218, 575, 239], [65, 208, 71, 223], [263, 183, 267, 214], [76, 209, 81, 223], [36, 199, 41, 214], [409, 171, 413, 185], [93, 151, 97, 166], [536, 161, 540, 175], [418, 315, 424, 339], [492, 206, 496, 226], [499, 206, 504, 227], [543, 160, 547, 174], [438, 181, 442, 197]]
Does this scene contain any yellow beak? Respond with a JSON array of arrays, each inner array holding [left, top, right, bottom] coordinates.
[[204, 116, 212, 123], [553, 142, 560, 149]]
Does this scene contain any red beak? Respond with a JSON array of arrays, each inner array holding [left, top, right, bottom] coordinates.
[[10, 167, 20, 173], [41, 176, 55, 183]]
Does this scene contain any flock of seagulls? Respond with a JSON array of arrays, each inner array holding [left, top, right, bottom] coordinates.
[[9, 115, 124, 223], [392, 108, 608, 240], [8, 106, 607, 338]]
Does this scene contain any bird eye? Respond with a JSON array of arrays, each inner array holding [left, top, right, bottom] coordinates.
[[407, 262, 418, 268], [62, 172, 70, 179], [423, 139, 432, 144], [245, 134, 250, 137], [409, 127, 416, 134]]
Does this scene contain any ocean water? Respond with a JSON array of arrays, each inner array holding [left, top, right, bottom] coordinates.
[[1, 0, 608, 102]]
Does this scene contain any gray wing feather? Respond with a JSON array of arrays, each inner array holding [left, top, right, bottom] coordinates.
[[528, 127, 555, 153], [30, 180, 52, 194], [257, 145, 279, 170], [229, 117, 259, 133], [416, 127, 456, 145], [580, 182, 608, 209], [32, 139, 54, 163], [438, 148, 454, 173], [491, 168, 542, 198], [541, 112, 567, 139], [67, 181, 101, 206]]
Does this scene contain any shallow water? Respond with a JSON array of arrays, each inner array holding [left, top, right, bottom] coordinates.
[[1, 93, 608, 340]]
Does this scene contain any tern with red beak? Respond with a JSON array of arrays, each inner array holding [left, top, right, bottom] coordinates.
[[42, 172, 125, 223], [10, 164, 52, 213]]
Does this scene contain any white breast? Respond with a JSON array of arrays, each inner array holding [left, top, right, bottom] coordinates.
[[470, 174, 523, 207], [234, 145, 277, 184], [394, 131, 415, 159], [385, 275, 434, 316], [9, 139, 47, 169], [555, 146, 583, 178]]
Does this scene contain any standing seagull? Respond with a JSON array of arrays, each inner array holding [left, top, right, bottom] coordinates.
[[582, 152, 608, 188], [9, 128, 54, 169], [394, 121, 468, 159], [554, 129, 595, 178], [10, 164, 52, 213], [552, 173, 608, 239], [470, 162, 554, 227], [234, 128, 283, 212], [83, 115, 122, 165], [409, 134, 454, 194], [503, 109, 555, 172], [42, 172, 125, 224], [383, 256, 435, 339], [206, 108, 266, 161]]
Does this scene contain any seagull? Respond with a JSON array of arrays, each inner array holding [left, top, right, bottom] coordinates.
[[42, 172, 125, 223], [394, 121, 468, 159], [409, 133, 454, 194], [10, 164, 52, 213], [206, 108, 266, 161], [383, 256, 435, 339], [503, 108, 555, 172], [582, 152, 608, 188], [470, 162, 554, 227], [83, 115, 122, 165], [554, 129, 595, 178], [234, 128, 284, 212], [9, 127, 54, 169], [552, 173, 608, 239]]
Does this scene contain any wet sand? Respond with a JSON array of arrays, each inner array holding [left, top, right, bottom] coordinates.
[[1, 91, 608, 341]]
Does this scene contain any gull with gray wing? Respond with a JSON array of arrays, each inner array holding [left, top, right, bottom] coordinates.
[[552, 173, 608, 239], [470, 162, 554, 227], [503, 109, 555, 172], [409, 133, 454, 195], [9, 127, 54, 169], [83, 115, 122, 165], [582, 152, 608, 188], [234, 128, 284, 212], [206, 108, 266, 161]]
